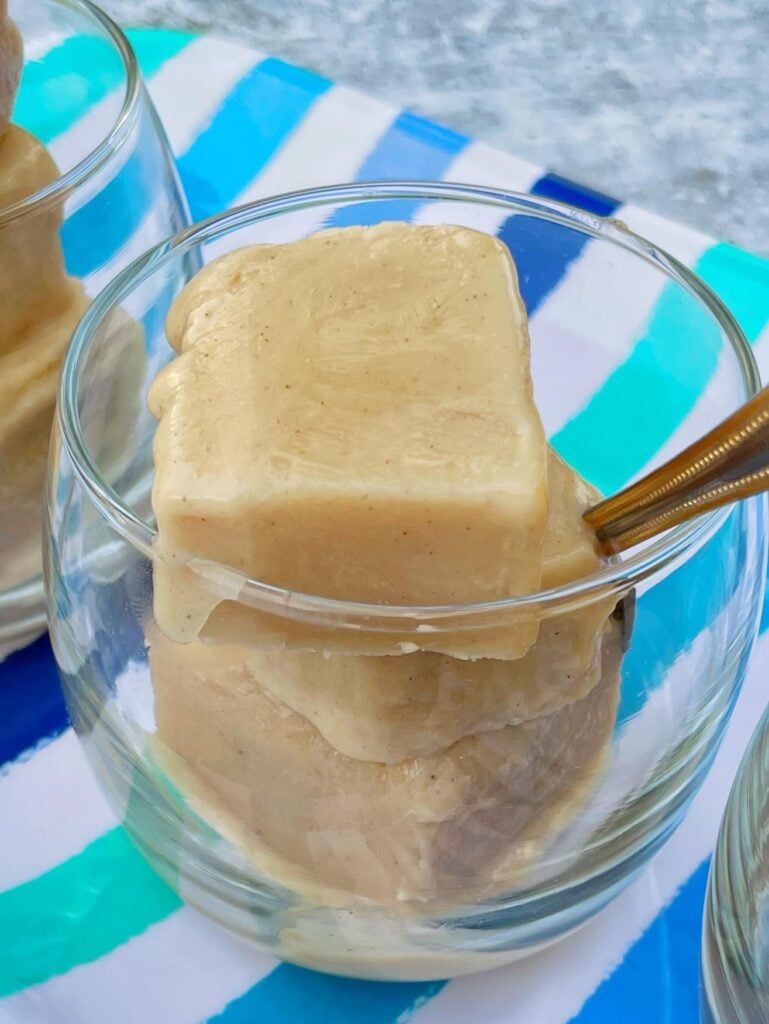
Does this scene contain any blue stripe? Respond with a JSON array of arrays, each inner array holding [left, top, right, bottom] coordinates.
[[617, 502, 746, 724], [570, 859, 708, 1023], [760, 593, 769, 635], [178, 58, 331, 220], [62, 143, 148, 280], [325, 112, 467, 226], [207, 963, 446, 1024], [0, 635, 69, 769], [61, 117, 188, 280], [497, 174, 621, 315], [532, 173, 619, 217]]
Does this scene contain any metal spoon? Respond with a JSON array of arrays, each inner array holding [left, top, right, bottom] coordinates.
[[584, 384, 769, 553]]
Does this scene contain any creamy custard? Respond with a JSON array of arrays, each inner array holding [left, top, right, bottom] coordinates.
[[149, 224, 548, 658], [150, 622, 621, 905], [147, 222, 623, 934], [0, 20, 91, 593], [0, 126, 76, 349], [208, 449, 612, 763]]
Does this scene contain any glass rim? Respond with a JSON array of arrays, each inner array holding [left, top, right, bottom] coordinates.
[[0, 0, 141, 228], [56, 181, 760, 622]]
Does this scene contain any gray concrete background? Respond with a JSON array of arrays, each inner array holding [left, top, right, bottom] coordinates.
[[102, 0, 768, 256]]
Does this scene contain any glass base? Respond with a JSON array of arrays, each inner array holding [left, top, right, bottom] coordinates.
[[73, 686, 700, 982], [700, 739, 769, 1024], [700, 881, 759, 1024]]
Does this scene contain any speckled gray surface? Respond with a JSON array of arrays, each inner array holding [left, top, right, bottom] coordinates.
[[103, 0, 768, 256]]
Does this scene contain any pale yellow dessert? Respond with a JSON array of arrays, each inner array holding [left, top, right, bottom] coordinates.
[[149, 224, 548, 659], [151, 622, 621, 905], [0, 125, 76, 350], [146, 222, 623, 935], [221, 449, 611, 762], [0, 22, 91, 595]]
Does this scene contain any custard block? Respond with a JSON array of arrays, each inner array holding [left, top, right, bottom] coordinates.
[[150, 224, 548, 657], [241, 449, 612, 762], [0, 125, 72, 351], [151, 623, 621, 905]]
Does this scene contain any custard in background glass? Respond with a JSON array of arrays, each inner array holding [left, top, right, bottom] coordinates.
[[0, 0, 189, 657]]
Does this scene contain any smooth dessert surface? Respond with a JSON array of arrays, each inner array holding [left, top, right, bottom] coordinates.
[[146, 222, 625, 968], [213, 448, 610, 763], [0, 125, 77, 348], [150, 224, 548, 653]]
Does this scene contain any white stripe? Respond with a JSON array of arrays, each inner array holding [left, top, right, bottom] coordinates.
[[619, 203, 713, 266], [205, 90, 398, 261], [15, 27, 65, 62], [751, 321, 769, 379], [234, 85, 395, 204], [0, 730, 115, 890], [414, 141, 541, 235], [442, 142, 539, 191], [147, 37, 263, 158], [532, 201, 712, 438], [415, 630, 769, 1024], [0, 907, 275, 1024]]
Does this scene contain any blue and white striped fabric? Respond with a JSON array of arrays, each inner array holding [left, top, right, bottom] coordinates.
[[2, 27, 769, 1024]]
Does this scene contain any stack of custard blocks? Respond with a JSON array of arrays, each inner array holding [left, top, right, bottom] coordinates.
[[148, 225, 626, 913]]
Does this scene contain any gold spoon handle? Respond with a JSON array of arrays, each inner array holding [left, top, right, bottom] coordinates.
[[584, 384, 769, 552]]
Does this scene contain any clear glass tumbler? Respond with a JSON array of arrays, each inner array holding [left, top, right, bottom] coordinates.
[[46, 184, 766, 981], [0, 0, 189, 658], [702, 706, 769, 1023]]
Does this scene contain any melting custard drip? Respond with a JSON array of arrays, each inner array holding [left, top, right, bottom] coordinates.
[[0, 7, 89, 591], [147, 224, 622, 913]]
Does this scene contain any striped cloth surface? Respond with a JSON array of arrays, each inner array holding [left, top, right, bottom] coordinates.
[[3, 26, 769, 1024]]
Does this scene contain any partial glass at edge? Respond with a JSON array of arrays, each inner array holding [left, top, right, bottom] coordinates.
[[0, 0, 189, 658], [47, 185, 766, 980], [702, 705, 769, 1023]]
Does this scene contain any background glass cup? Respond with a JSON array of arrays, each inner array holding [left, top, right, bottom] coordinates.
[[702, 704, 769, 1023], [0, 0, 189, 659], [46, 184, 766, 980]]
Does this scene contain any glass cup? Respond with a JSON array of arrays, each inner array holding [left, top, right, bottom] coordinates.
[[46, 184, 766, 981], [0, 0, 189, 658], [702, 706, 769, 1023]]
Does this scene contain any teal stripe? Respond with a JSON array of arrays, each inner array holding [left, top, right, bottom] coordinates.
[[552, 243, 769, 494], [208, 963, 446, 1024], [0, 827, 180, 997], [14, 28, 193, 144]]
